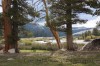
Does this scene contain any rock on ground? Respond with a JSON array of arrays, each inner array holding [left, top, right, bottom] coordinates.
[[0, 48, 15, 53], [81, 38, 100, 51], [8, 48, 15, 53]]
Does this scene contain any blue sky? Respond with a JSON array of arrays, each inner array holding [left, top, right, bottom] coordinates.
[[38, 12, 100, 28], [0, 1, 100, 28], [33, 0, 100, 28], [72, 13, 100, 28]]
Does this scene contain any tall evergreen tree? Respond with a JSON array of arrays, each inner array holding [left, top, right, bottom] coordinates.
[[92, 28, 100, 36], [86, 0, 100, 28], [2, 0, 12, 52], [49, 0, 93, 50], [0, 13, 3, 36], [86, 0, 100, 36], [2, 0, 39, 53]]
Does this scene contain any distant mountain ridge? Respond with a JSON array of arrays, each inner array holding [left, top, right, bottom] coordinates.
[[22, 23, 92, 37]]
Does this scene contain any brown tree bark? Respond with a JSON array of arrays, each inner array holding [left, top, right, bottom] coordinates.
[[66, 23, 75, 50], [11, 0, 19, 53], [2, 0, 12, 53], [42, 0, 61, 49], [2, 0, 11, 52], [50, 28, 61, 49], [12, 22, 19, 53], [65, 3, 75, 51]]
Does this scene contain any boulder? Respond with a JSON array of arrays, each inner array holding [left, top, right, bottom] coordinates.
[[8, 48, 15, 53], [81, 38, 100, 51]]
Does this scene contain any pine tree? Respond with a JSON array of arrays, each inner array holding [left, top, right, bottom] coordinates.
[[49, 0, 93, 50], [86, 0, 100, 28], [2, 0, 39, 53], [2, 0, 12, 52], [86, 0, 100, 29], [0, 13, 3, 36], [92, 28, 99, 36]]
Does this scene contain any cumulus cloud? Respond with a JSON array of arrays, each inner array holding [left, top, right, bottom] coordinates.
[[73, 16, 100, 28], [0, 7, 2, 12], [39, 16, 100, 28]]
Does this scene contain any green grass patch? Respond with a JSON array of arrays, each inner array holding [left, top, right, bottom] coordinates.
[[0, 51, 100, 66], [20, 50, 50, 53]]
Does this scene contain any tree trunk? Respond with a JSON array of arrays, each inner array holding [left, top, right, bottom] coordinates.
[[50, 28, 61, 49], [43, 0, 61, 49], [65, 3, 75, 51], [2, 0, 12, 53], [66, 23, 75, 51], [12, 0, 19, 53], [12, 22, 19, 53]]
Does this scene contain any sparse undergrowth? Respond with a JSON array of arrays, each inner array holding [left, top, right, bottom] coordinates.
[[0, 38, 100, 66], [0, 51, 100, 66]]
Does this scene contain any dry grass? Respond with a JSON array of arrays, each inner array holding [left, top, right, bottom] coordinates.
[[0, 51, 100, 66]]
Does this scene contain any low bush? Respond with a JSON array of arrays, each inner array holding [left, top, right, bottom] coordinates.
[[19, 39, 33, 46], [85, 36, 91, 41], [91, 35, 96, 39], [19, 45, 32, 50], [31, 43, 58, 51], [19, 41, 58, 51]]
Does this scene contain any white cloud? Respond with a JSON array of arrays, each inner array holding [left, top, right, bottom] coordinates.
[[38, 16, 100, 28], [0, 7, 2, 12], [73, 16, 100, 28]]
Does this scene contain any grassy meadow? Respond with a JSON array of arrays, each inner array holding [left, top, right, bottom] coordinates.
[[0, 37, 100, 66], [0, 51, 100, 66]]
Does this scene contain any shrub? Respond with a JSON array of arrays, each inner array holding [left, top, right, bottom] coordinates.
[[85, 36, 91, 41], [19, 39, 33, 46], [24, 41, 32, 46], [91, 35, 96, 39], [19, 45, 32, 50], [31, 43, 58, 51], [19, 39, 59, 51]]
